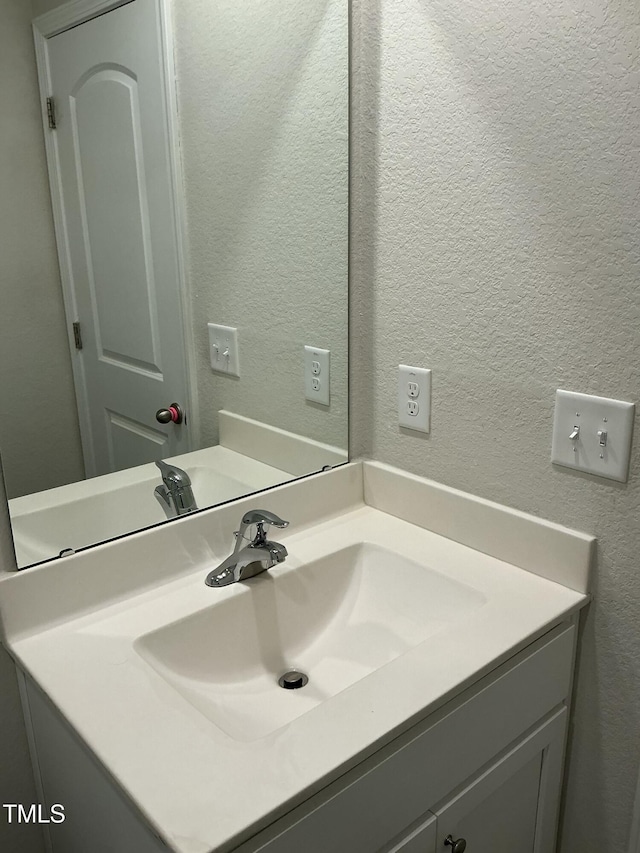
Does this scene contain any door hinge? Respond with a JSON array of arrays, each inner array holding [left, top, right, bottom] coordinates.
[[72, 321, 83, 350], [46, 97, 56, 129]]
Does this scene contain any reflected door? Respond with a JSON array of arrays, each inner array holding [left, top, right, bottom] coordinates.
[[46, 0, 191, 477]]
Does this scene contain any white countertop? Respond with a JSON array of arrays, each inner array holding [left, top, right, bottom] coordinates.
[[7, 493, 589, 853]]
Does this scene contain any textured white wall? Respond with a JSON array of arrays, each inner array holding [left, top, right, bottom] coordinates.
[[351, 0, 640, 849], [174, 0, 349, 451], [0, 0, 84, 499]]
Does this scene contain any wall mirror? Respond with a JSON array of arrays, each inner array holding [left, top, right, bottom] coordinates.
[[0, 0, 349, 570]]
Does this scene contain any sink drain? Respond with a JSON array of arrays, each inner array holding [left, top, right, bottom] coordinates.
[[278, 670, 309, 690]]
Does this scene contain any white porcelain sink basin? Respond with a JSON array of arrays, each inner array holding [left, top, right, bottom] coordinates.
[[135, 542, 486, 741]]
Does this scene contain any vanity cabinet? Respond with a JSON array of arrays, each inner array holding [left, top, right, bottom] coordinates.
[[385, 709, 565, 853], [20, 621, 576, 853]]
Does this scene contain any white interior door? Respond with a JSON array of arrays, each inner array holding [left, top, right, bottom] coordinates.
[[45, 0, 191, 477]]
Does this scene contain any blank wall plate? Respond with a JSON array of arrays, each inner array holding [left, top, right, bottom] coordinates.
[[304, 346, 330, 406], [398, 365, 431, 433], [207, 323, 239, 377], [551, 389, 635, 482]]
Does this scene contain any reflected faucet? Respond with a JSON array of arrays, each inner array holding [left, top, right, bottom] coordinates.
[[154, 460, 198, 519], [205, 509, 289, 587]]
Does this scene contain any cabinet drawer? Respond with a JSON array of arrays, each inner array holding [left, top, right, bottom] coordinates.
[[239, 624, 575, 853]]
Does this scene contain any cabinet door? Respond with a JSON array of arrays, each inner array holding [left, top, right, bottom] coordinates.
[[384, 813, 437, 853], [434, 708, 567, 853], [437, 753, 541, 852]]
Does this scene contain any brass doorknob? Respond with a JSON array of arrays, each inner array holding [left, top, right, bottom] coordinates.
[[155, 403, 184, 425], [444, 836, 467, 853]]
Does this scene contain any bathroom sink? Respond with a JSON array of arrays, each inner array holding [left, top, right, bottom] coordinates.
[[4, 464, 591, 853], [135, 542, 486, 741]]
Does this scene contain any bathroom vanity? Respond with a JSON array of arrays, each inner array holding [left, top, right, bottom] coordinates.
[[0, 462, 592, 853]]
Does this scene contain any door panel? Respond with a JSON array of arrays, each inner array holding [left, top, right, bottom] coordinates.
[[46, 0, 190, 477], [73, 67, 162, 374], [105, 412, 169, 472]]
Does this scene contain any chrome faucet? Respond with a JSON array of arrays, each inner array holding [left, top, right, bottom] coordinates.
[[154, 460, 198, 519], [205, 509, 289, 587]]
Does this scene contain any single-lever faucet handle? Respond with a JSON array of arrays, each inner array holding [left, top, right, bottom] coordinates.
[[154, 460, 197, 518], [241, 509, 289, 528], [155, 459, 192, 487], [234, 510, 289, 552]]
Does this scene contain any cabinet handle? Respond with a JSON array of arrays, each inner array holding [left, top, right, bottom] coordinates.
[[444, 836, 467, 853]]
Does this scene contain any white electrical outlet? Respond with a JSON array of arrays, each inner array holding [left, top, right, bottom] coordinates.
[[304, 346, 330, 406], [551, 389, 635, 482], [207, 323, 240, 377], [398, 365, 431, 432]]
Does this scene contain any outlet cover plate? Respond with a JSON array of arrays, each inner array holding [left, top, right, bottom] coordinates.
[[208, 323, 239, 377], [304, 346, 330, 406], [551, 389, 635, 482], [398, 365, 431, 433]]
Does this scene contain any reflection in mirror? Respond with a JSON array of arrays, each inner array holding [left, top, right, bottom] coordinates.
[[0, 0, 348, 569]]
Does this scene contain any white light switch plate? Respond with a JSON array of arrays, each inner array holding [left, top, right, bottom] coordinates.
[[207, 323, 240, 377], [552, 389, 635, 482], [398, 365, 431, 433], [305, 346, 330, 406]]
